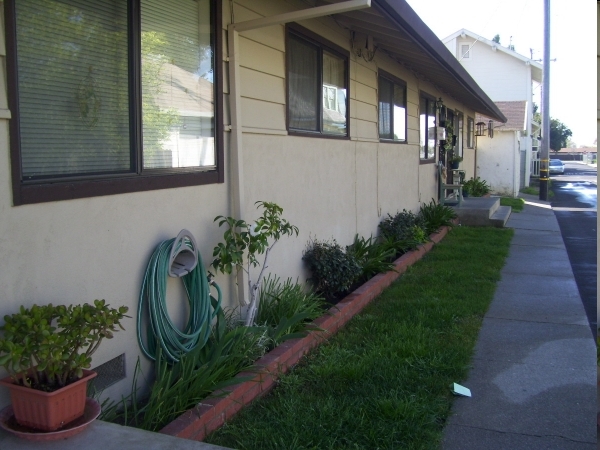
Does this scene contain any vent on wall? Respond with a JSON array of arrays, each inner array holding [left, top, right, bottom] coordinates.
[[461, 44, 470, 59], [89, 353, 126, 392]]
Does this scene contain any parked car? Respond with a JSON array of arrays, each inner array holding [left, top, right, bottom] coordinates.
[[549, 159, 565, 175]]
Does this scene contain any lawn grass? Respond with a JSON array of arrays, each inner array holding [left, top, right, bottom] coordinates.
[[500, 197, 525, 212], [205, 227, 514, 450]]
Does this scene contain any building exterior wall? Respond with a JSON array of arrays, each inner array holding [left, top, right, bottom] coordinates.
[[0, 0, 477, 407], [476, 131, 520, 197]]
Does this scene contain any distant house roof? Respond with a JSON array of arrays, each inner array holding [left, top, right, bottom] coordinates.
[[329, 1, 506, 123], [442, 28, 542, 83], [477, 101, 527, 132]]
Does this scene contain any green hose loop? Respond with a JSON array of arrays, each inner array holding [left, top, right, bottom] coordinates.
[[137, 236, 221, 363]]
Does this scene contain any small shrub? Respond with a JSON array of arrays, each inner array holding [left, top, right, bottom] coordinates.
[[419, 199, 457, 234], [302, 239, 362, 300], [345, 234, 396, 282], [379, 210, 428, 255], [463, 177, 491, 197]]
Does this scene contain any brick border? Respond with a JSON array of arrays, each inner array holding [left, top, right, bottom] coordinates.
[[160, 224, 453, 441]]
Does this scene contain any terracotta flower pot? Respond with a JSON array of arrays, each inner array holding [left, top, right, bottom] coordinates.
[[0, 369, 97, 431]]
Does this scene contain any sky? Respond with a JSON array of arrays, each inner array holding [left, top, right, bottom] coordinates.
[[406, 0, 597, 147]]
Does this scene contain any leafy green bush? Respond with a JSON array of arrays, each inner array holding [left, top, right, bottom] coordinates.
[[378, 210, 428, 255], [378, 209, 425, 242], [419, 199, 457, 234], [302, 239, 362, 300], [345, 234, 397, 282], [463, 177, 491, 197]]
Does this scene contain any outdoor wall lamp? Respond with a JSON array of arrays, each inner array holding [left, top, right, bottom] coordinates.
[[475, 122, 486, 136], [435, 97, 444, 111]]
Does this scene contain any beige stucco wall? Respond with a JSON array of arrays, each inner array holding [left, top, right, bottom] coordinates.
[[0, 0, 478, 407]]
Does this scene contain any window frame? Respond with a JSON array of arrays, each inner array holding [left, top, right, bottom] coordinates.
[[456, 111, 464, 157], [377, 69, 407, 144], [285, 23, 350, 140], [6, 0, 224, 206], [467, 116, 475, 148], [419, 92, 437, 164]]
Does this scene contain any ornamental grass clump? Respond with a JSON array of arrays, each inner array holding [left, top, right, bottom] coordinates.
[[345, 234, 396, 283], [463, 177, 491, 197], [419, 199, 457, 234]]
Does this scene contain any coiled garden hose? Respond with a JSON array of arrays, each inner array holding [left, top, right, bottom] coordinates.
[[137, 234, 221, 363]]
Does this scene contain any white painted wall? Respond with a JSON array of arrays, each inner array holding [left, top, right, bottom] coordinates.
[[476, 131, 520, 197], [445, 34, 534, 189], [0, 0, 478, 408]]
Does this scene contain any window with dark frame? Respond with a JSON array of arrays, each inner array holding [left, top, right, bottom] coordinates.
[[467, 116, 475, 148], [457, 112, 464, 157], [378, 71, 406, 142], [286, 24, 348, 137], [7, 0, 223, 205], [419, 94, 437, 161]]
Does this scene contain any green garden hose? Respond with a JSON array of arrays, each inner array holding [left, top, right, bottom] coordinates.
[[137, 234, 221, 363]]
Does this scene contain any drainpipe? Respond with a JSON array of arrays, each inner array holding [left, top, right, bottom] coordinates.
[[227, 0, 371, 306]]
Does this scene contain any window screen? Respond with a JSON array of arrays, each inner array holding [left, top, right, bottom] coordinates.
[[16, 0, 130, 179]]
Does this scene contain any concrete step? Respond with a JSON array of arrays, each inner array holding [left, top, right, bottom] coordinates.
[[452, 197, 502, 227], [489, 205, 512, 228]]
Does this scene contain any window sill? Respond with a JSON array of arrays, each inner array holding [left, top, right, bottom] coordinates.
[[379, 139, 407, 144], [419, 159, 436, 165], [13, 170, 223, 206], [288, 130, 350, 140]]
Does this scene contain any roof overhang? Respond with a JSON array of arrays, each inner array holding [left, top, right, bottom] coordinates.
[[326, 0, 506, 122]]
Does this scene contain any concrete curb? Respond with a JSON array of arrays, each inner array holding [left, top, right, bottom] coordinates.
[[160, 224, 454, 442]]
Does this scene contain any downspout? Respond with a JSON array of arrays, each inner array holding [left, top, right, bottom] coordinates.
[[227, 0, 371, 306]]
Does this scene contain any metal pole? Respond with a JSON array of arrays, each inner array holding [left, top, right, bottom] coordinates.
[[539, 0, 550, 200]]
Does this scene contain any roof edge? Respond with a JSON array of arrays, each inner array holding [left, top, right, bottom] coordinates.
[[373, 1, 506, 123]]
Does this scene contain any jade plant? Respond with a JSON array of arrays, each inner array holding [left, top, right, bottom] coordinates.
[[212, 201, 299, 326], [0, 300, 129, 392]]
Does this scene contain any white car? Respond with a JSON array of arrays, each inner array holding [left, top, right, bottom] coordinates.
[[549, 159, 565, 175]]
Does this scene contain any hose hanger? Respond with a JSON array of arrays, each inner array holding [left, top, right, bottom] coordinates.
[[137, 229, 222, 363], [168, 229, 198, 277]]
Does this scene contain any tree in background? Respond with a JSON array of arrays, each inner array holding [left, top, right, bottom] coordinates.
[[492, 34, 500, 44], [549, 118, 573, 152]]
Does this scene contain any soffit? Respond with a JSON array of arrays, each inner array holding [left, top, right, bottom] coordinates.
[[323, 0, 507, 122]]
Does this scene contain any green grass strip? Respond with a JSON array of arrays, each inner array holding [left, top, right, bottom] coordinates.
[[206, 227, 513, 450], [500, 197, 525, 212]]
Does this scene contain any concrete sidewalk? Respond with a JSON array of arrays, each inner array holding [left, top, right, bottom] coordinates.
[[442, 195, 597, 449]]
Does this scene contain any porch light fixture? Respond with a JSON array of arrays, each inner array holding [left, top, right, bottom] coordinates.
[[475, 121, 486, 136], [435, 97, 444, 111], [488, 120, 494, 138]]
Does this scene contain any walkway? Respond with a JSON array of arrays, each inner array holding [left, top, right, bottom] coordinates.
[[442, 195, 597, 449]]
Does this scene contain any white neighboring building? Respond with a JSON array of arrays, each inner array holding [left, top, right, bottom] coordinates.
[[476, 101, 527, 197], [443, 29, 542, 192]]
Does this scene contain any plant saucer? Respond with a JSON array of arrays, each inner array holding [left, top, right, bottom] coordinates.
[[0, 397, 100, 441]]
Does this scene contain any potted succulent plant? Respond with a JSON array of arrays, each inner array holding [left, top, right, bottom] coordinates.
[[0, 300, 128, 431]]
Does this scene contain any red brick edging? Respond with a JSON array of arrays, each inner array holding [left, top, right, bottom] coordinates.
[[160, 224, 453, 441]]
